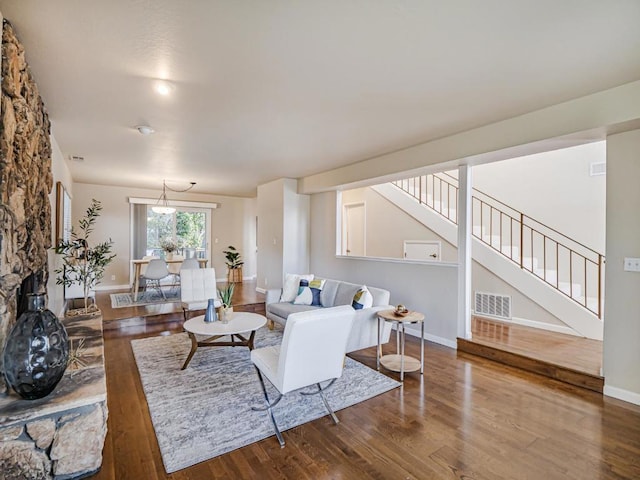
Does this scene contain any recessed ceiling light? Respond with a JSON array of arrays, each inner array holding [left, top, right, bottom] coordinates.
[[136, 125, 155, 135], [154, 80, 174, 96]]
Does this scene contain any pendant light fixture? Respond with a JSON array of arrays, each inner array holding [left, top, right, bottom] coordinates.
[[152, 180, 196, 214]]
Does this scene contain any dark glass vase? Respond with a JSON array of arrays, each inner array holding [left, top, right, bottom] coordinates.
[[3, 293, 70, 400]]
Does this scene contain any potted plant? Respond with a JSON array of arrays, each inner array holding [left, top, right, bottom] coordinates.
[[160, 238, 178, 260], [55, 199, 116, 316], [223, 245, 244, 283], [217, 283, 235, 322]]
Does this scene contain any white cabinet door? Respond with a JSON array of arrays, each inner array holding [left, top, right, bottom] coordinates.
[[404, 241, 441, 261]]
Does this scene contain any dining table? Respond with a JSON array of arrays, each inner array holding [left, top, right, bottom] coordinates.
[[131, 257, 208, 301]]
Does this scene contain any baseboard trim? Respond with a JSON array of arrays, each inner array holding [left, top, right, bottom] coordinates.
[[398, 325, 457, 349], [604, 385, 640, 406]]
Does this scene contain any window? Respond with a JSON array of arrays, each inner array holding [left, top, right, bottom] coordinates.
[[146, 207, 209, 258]]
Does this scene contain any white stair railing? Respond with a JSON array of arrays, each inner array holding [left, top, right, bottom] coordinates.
[[392, 173, 604, 318]]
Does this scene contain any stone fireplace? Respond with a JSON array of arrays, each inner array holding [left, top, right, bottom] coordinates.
[[0, 18, 53, 357], [0, 20, 108, 478]]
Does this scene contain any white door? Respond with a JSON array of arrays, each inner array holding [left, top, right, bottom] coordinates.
[[404, 240, 441, 261], [343, 203, 365, 256]]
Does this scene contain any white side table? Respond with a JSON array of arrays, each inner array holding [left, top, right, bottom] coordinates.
[[377, 309, 425, 381]]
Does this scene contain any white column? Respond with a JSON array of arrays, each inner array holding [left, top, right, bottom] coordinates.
[[457, 165, 472, 339]]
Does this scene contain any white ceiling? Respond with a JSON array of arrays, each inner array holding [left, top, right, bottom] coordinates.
[[1, 1, 639, 197]]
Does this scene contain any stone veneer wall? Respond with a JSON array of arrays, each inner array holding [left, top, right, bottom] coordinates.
[[0, 20, 108, 479], [0, 19, 53, 356]]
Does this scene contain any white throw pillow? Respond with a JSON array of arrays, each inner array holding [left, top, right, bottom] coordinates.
[[280, 273, 314, 302], [293, 286, 314, 305], [352, 285, 373, 310]]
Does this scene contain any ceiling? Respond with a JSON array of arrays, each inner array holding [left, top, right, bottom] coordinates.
[[1, 1, 639, 197]]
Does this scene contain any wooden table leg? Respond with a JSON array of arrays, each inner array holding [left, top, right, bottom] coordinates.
[[181, 332, 199, 370], [247, 330, 257, 350], [133, 263, 141, 301]]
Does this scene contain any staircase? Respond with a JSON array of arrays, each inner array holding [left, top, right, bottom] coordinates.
[[375, 172, 605, 339]]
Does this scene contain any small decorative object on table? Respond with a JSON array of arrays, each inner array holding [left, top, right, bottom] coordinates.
[[3, 293, 70, 399], [160, 238, 178, 260], [217, 283, 235, 324], [394, 304, 409, 317], [204, 298, 217, 322]]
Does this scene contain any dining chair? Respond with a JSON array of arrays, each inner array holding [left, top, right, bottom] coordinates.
[[140, 255, 159, 276], [142, 258, 169, 299], [180, 268, 221, 321], [167, 254, 185, 289], [250, 305, 355, 447], [180, 258, 200, 271]]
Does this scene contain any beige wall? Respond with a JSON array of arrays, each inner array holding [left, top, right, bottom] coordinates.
[[311, 191, 459, 346], [342, 187, 458, 261], [473, 141, 606, 252], [342, 186, 567, 329], [47, 135, 73, 315], [472, 263, 566, 327], [604, 129, 640, 401], [71, 183, 256, 287]]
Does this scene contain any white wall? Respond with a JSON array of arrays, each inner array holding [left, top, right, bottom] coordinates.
[[282, 179, 310, 278], [472, 141, 606, 252], [71, 183, 256, 287], [310, 191, 459, 347], [257, 178, 310, 290], [603, 129, 640, 404], [47, 135, 73, 315], [257, 179, 285, 290]]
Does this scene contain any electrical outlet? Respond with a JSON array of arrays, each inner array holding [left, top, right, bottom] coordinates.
[[264, 278, 268, 286], [623, 257, 640, 272], [111, 275, 116, 281]]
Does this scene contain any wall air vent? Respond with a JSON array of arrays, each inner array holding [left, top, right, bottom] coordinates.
[[474, 292, 511, 319], [590, 162, 606, 176], [68, 155, 85, 162]]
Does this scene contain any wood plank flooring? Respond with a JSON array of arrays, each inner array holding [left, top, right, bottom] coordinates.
[[89, 287, 640, 480], [459, 316, 604, 392]]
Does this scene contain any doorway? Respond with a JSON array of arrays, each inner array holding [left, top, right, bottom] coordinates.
[[343, 202, 365, 256]]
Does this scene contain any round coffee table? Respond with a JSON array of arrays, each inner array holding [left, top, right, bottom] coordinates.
[[181, 311, 267, 369], [377, 309, 425, 381]]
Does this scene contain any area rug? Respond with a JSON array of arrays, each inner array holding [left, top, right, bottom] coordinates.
[[131, 326, 401, 473], [110, 289, 180, 308]]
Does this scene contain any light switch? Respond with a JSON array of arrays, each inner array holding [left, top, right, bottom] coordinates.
[[623, 257, 640, 272]]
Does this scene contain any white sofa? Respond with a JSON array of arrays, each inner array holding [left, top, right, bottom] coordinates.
[[265, 278, 393, 353]]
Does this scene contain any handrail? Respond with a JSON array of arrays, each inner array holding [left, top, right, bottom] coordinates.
[[392, 173, 604, 319]]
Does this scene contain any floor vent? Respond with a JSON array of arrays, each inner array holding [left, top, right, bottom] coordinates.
[[475, 292, 511, 319]]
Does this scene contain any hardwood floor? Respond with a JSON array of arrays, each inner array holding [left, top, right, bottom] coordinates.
[[90, 288, 640, 479], [459, 316, 604, 392]]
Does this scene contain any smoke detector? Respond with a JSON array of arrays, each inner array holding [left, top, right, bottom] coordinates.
[[136, 125, 155, 135]]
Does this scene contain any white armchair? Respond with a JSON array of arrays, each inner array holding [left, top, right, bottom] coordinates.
[[250, 305, 355, 447], [180, 268, 221, 321]]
